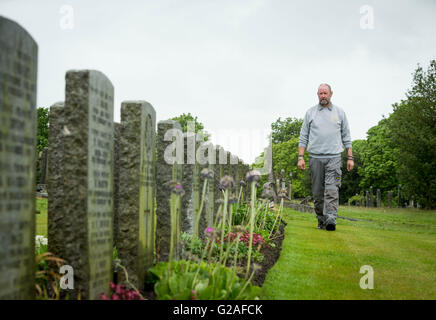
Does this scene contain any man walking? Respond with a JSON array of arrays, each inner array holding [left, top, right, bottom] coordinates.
[[297, 84, 354, 231]]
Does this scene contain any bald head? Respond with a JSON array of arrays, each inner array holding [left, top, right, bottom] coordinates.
[[317, 83, 333, 107], [318, 83, 332, 93]]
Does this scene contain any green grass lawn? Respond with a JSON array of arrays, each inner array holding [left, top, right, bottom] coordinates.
[[36, 197, 48, 237], [262, 206, 436, 299]]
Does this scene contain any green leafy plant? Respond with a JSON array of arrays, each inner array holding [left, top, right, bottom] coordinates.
[[148, 260, 261, 300]]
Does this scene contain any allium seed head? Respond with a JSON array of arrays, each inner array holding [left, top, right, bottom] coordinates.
[[246, 170, 261, 182], [200, 168, 214, 179], [219, 175, 234, 190]]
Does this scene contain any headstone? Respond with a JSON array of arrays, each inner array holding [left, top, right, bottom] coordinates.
[[369, 186, 374, 207], [39, 147, 48, 185], [214, 145, 223, 212], [0, 16, 38, 299], [237, 159, 244, 200], [275, 178, 280, 197], [388, 191, 393, 208], [244, 164, 250, 200], [156, 120, 183, 262], [181, 133, 195, 234], [116, 101, 156, 289], [112, 122, 120, 248], [365, 191, 369, 207], [47, 101, 65, 282], [49, 70, 114, 300], [205, 144, 216, 228], [397, 185, 402, 208], [217, 145, 225, 180], [195, 142, 213, 235], [377, 189, 381, 208]]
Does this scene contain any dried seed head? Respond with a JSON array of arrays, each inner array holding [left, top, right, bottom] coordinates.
[[219, 175, 234, 190], [246, 170, 261, 182], [200, 168, 214, 179]]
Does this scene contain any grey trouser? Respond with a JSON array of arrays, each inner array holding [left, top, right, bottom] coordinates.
[[309, 156, 342, 226]]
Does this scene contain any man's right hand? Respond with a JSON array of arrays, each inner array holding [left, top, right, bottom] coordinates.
[[298, 158, 306, 170]]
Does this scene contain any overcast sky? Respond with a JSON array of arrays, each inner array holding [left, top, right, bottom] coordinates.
[[1, 0, 435, 164]]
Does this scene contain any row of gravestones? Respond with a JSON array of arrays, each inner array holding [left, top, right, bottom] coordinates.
[[356, 186, 408, 208], [0, 16, 251, 300]]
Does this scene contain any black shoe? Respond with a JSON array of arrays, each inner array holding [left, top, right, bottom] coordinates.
[[317, 221, 325, 230], [325, 223, 336, 231]]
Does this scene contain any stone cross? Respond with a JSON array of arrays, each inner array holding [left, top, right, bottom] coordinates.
[[0, 16, 38, 299]]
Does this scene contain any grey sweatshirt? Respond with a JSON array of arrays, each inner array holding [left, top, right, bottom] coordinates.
[[298, 103, 352, 158]]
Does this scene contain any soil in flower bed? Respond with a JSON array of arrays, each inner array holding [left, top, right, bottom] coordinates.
[[236, 220, 286, 287], [254, 221, 286, 286]]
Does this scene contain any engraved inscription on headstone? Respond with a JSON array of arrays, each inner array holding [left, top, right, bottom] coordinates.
[[0, 16, 38, 300]]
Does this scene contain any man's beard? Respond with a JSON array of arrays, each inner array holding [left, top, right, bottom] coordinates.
[[319, 98, 329, 106]]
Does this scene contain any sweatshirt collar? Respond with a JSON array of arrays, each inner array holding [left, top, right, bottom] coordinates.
[[318, 103, 333, 111]]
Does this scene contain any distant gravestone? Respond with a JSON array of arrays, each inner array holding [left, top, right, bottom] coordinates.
[[214, 145, 223, 221], [365, 191, 369, 207], [388, 191, 393, 208], [181, 134, 195, 235], [223, 150, 231, 177], [39, 147, 49, 185], [195, 142, 212, 235], [0, 16, 38, 300], [369, 186, 374, 207], [112, 122, 120, 248], [47, 101, 65, 280], [232, 155, 240, 196], [397, 185, 402, 208], [197, 143, 216, 228], [244, 164, 250, 200], [377, 189, 381, 208], [237, 160, 245, 200], [49, 70, 114, 300], [116, 101, 156, 289], [156, 120, 183, 262]]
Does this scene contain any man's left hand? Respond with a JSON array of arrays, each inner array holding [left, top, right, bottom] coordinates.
[[347, 159, 354, 171]]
